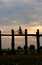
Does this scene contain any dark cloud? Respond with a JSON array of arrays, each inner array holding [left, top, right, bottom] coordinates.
[[0, 0, 42, 25], [0, 0, 42, 49]]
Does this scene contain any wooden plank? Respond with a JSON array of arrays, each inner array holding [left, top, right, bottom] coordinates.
[[36, 29, 40, 54], [0, 31, 2, 55], [11, 30, 15, 54], [1, 34, 36, 36], [25, 29, 28, 54]]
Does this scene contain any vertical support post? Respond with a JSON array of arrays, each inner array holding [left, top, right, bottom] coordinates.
[[11, 29, 15, 54], [36, 29, 40, 54], [0, 31, 1, 55], [25, 29, 28, 54]]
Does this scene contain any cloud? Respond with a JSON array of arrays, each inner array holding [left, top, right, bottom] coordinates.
[[0, 0, 42, 25], [0, 23, 42, 34], [0, 0, 42, 49], [0, 2, 41, 32], [3, 0, 15, 6], [3, 0, 14, 3]]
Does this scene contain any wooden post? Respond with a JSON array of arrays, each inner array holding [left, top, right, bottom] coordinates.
[[25, 29, 28, 54], [36, 29, 40, 54], [0, 31, 2, 55], [11, 29, 15, 54]]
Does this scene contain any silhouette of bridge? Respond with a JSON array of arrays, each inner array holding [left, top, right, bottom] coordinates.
[[0, 26, 42, 55]]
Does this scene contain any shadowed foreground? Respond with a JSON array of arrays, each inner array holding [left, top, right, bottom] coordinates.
[[0, 54, 42, 65]]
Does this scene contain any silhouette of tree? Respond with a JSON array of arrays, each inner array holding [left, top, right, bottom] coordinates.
[[29, 45, 35, 54], [23, 46, 28, 50], [17, 46, 23, 54], [17, 46, 22, 50], [40, 46, 42, 50], [29, 45, 35, 50]]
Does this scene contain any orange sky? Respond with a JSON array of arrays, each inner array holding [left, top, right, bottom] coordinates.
[[1, 24, 42, 49]]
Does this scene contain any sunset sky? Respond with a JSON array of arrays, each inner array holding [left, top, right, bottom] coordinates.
[[0, 0, 42, 49]]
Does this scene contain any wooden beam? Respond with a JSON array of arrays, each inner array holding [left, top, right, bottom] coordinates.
[[0, 31, 2, 55], [11, 29, 15, 54], [36, 29, 40, 54], [25, 29, 28, 54]]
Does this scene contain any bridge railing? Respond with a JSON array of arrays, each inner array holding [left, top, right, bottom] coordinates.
[[0, 29, 42, 55]]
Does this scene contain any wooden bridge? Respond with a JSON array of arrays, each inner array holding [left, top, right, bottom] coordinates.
[[0, 27, 42, 55]]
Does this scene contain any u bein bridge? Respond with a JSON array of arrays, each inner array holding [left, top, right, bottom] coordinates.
[[0, 26, 42, 55]]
